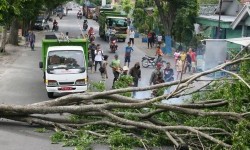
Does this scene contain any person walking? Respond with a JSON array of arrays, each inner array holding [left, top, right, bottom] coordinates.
[[155, 46, 163, 64], [176, 56, 183, 80], [100, 55, 109, 80], [129, 29, 135, 46], [129, 62, 141, 98], [151, 31, 156, 47], [124, 42, 133, 67], [185, 51, 192, 74], [174, 50, 180, 65], [189, 48, 197, 74], [94, 45, 103, 72], [110, 54, 121, 88], [88, 41, 97, 65], [28, 31, 35, 51], [163, 62, 174, 93], [149, 63, 164, 97], [149, 63, 163, 86], [147, 31, 153, 49], [157, 34, 163, 46]]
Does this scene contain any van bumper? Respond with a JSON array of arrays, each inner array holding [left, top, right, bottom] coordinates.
[[46, 85, 87, 93]]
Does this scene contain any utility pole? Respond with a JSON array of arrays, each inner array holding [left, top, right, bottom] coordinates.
[[217, 0, 223, 39]]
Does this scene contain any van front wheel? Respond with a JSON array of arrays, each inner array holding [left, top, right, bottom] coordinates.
[[47, 92, 54, 98]]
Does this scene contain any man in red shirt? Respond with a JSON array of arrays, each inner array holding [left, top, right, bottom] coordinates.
[[188, 48, 196, 73]]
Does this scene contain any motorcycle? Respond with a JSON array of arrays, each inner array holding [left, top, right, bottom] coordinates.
[[59, 13, 63, 19], [110, 40, 118, 53], [89, 33, 95, 42], [52, 25, 59, 32], [77, 12, 82, 19], [141, 55, 167, 68], [109, 34, 118, 53], [83, 20, 88, 31]]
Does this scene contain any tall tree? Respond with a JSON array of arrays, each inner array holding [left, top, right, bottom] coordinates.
[[172, 0, 198, 46], [154, 0, 198, 36]]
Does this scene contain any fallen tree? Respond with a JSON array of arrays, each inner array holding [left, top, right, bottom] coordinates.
[[0, 55, 250, 149]]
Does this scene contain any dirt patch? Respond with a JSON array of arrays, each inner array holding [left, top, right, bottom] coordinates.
[[0, 43, 26, 76]]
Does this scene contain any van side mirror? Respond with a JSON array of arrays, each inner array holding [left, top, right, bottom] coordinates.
[[39, 62, 43, 69]]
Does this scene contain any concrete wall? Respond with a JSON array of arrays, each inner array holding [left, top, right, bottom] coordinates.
[[204, 39, 227, 71], [225, 0, 242, 16]]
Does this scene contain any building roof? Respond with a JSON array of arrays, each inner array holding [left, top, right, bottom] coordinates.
[[198, 15, 236, 22], [231, 4, 250, 29], [226, 37, 250, 46]]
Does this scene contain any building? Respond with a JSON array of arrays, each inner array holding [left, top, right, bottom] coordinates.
[[196, 0, 250, 50]]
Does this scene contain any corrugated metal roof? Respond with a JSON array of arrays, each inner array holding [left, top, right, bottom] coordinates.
[[226, 37, 250, 46], [198, 15, 236, 22]]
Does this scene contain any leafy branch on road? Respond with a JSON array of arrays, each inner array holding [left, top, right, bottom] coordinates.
[[0, 55, 250, 149]]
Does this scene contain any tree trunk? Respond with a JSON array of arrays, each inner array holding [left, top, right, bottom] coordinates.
[[0, 26, 8, 53], [154, 0, 177, 35], [8, 17, 19, 45]]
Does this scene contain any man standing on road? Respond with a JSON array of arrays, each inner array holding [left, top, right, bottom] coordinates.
[[155, 46, 163, 64], [124, 42, 133, 67], [129, 62, 141, 98], [110, 54, 121, 88], [129, 29, 135, 47], [88, 41, 97, 64], [189, 48, 197, 74], [28, 31, 35, 51], [150, 63, 164, 97], [149, 63, 163, 86]]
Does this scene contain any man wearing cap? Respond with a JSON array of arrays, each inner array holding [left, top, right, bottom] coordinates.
[[149, 63, 164, 86], [110, 54, 121, 88], [121, 66, 129, 76]]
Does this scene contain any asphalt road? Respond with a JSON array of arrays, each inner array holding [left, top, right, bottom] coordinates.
[[0, 4, 190, 149]]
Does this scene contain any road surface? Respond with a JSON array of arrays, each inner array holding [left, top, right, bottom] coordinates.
[[0, 6, 190, 150]]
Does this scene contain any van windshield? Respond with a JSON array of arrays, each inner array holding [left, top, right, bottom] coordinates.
[[107, 18, 127, 27], [47, 50, 85, 72]]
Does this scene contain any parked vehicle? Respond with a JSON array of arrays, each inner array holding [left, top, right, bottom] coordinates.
[[141, 55, 167, 68], [33, 19, 49, 30], [39, 34, 89, 98]]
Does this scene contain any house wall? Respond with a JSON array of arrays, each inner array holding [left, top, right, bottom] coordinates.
[[226, 27, 242, 50], [225, 0, 242, 16], [244, 16, 250, 26]]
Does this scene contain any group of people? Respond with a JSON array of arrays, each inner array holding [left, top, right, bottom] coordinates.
[[109, 54, 141, 97], [147, 31, 163, 49], [174, 48, 197, 79]]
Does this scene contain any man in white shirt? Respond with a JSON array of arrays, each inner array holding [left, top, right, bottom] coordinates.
[[157, 35, 163, 46], [129, 29, 135, 46]]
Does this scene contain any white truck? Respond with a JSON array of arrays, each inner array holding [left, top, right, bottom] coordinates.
[[39, 35, 89, 98]]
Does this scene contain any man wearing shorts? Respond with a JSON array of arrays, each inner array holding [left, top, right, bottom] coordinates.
[[189, 48, 196, 73], [124, 42, 133, 67]]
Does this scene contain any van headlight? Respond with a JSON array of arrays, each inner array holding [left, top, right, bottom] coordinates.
[[75, 79, 86, 85], [47, 80, 58, 87]]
